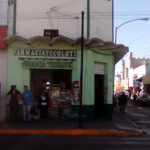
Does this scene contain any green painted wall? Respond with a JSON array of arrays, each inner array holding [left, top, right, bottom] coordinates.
[[7, 41, 114, 107], [72, 49, 114, 105]]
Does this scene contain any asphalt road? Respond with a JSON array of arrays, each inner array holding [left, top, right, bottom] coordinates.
[[0, 101, 150, 150], [0, 135, 150, 150]]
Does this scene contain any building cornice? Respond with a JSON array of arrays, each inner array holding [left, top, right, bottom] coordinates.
[[4, 35, 129, 64]]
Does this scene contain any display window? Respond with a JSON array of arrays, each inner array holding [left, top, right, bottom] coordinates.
[[30, 69, 72, 119]]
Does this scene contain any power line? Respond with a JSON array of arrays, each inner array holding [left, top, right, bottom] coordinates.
[[133, 50, 150, 55], [49, 0, 81, 9], [6, 16, 150, 20], [132, 46, 150, 53], [127, 31, 150, 46], [2, 11, 150, 16]]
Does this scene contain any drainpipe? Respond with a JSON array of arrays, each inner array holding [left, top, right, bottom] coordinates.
[[13, 0, 17, 35], [87, 0, 90, 40], [112, 0, 114, 42]]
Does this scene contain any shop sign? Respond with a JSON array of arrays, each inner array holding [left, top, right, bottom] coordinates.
[[108, 75, 113, 101], [22, 60, 72, 69], [95, 62, 104, 75], [72, 81, 80, 104], [13, 49, 77, 57]]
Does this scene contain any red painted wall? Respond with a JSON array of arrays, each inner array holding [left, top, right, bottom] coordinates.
[[0, 26, 7, 49]]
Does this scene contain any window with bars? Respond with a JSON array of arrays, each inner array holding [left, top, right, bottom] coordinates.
[[44, 30, 59, 40]]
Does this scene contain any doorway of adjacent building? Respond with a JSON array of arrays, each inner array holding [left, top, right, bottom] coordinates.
[[94, 74, 104, 118]]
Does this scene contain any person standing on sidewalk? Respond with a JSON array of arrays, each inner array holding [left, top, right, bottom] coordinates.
[[39, 90, 50, 119], [7, 85, 21, 122], [118, 92, 128, 114], [22, 86, 35, 122], [132, 93, 137, 104]]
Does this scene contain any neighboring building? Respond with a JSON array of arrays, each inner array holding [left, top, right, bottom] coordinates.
[[0, 0, 8, 121], [114, 74, 124, 93], [0, 0, 129, 121], [115, 52, 150, 94]]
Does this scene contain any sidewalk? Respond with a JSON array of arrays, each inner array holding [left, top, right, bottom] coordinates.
[[0, 108, 144, 136]]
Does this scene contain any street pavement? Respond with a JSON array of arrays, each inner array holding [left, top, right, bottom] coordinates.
[[125, 100, 150, 136], [0, 106, 139, 134], [0, 101, 150, 149], [0, 135, 150, 150]]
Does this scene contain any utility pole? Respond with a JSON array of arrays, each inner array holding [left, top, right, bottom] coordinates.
[[78, 11, 84, 128], [87, 0, 90, 40], [13, 0, 17, 35]]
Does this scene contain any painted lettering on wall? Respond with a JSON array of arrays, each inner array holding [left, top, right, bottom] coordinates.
[[23, 61, 72, 69], [13, 49, 77, 57]]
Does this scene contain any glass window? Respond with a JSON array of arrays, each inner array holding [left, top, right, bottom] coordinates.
[[44, 30, 59, 40]]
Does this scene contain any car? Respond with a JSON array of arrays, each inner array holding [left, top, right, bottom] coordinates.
[[135, 94, 150, 106]]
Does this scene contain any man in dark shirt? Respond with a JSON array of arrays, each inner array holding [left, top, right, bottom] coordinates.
[[118, 92, 128, 114]]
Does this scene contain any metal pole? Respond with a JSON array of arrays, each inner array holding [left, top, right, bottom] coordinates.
[[78, 11, 84, 128], [115, 27, 118, 44], [115, 18, 149, 44], [87, 0, 90, 40], [13, 0, 17, 35]]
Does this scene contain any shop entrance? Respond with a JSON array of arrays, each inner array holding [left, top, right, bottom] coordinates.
[[94, 74, 104, 118], [30, 69, 72, 119]]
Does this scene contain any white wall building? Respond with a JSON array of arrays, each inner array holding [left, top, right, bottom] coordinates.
[[0, 0, 8, 25], [133, 64, 148, 80], [8, 0, 113, 41], [117, 52, 150, 93], [0, 0, 8, 121]]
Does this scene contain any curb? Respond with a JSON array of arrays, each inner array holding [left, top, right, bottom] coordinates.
[[0, 129, 144, 136]]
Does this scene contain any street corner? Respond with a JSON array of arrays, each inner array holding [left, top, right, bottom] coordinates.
[[113, 109, 145, 136]]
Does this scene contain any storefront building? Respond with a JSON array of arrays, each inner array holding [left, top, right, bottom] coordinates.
[[4, 35, 128, 120]]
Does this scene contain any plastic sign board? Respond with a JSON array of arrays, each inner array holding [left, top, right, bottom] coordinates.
[[72, 81, 80, 104], [95, 62, 104, 75]]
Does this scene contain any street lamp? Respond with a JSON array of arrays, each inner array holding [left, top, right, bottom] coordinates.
[[115, 18, 149, 44]]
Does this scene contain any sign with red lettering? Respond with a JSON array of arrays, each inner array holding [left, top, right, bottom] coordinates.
[[72, 81, 80, 104]]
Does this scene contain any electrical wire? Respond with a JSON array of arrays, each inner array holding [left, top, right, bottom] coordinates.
[[47, 0, 83, 13], [7, 16, 150, 21], [132, 46, 150, 53], [133, 51, 150, 55], [3, 10, 150, 14], [89, 49, 113, 56], [127, 31, 150, 46], [1, 9, 150, 20]]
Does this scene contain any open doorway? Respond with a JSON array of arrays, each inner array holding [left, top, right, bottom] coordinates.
[[94, 74, 104, 118]]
